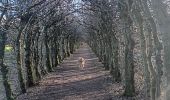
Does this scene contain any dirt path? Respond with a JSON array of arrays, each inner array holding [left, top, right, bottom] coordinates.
[[16, 44, 115, 100]]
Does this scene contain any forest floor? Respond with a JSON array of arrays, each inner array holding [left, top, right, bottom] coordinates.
[[16, 44, 145, 100]]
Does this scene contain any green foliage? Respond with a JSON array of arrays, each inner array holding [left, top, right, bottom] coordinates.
[[5, 45, 13, 52]]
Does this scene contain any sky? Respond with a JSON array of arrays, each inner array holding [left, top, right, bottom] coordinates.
[[74, 0, 81, 4], [73, 0, 82, 9], [73, 0, 82, 16]]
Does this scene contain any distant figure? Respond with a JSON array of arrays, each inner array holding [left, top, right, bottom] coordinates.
[[78, 57, 85, 69]]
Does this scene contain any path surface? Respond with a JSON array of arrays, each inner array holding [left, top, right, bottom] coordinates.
[[17, 44, 115, 100]]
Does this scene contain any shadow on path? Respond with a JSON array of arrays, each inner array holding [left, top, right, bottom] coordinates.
[[16, 44, 114, 100]]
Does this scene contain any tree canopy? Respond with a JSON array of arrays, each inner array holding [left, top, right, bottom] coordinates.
[[1, 0, 170, 100]]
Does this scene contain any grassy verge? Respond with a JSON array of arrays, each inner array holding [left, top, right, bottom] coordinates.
[[5, 45, 13, 52]]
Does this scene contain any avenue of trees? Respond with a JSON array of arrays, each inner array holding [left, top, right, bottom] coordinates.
[[1, 0, 170, 100], [80, 0, 170, 100], [0, 0, 81, 99]]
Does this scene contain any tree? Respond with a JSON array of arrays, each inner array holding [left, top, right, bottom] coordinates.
[[119, 0, 135, 96]]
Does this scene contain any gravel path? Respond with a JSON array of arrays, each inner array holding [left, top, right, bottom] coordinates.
[[16, 44, 115, 100]]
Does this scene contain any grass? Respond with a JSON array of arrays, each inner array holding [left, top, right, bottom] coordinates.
[[5, 45, 13, 52]]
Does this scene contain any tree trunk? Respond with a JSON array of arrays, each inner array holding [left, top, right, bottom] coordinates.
[[32, 29, 41, 80], [44, 28, 53, 72], [124, 22, 135, 96], [119, 0, 135, 96], [16, 12, 33, 90], [39, 40, 47, 75], [110, 37, 121, 82], [151, 0, 170, 99], [113, 40, 121, 82], [0, 27, 14, 100], [141, 0, 163, 97], [146, 23, 157, 100], [133, 5, 151, 98], [16, 24, 26, 93], [25, 27, 35, 87]]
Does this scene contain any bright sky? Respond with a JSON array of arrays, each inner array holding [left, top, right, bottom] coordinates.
[[74, 0, 81, 3], [73, 0, 81, 8], [73, 0, 81, 16]]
